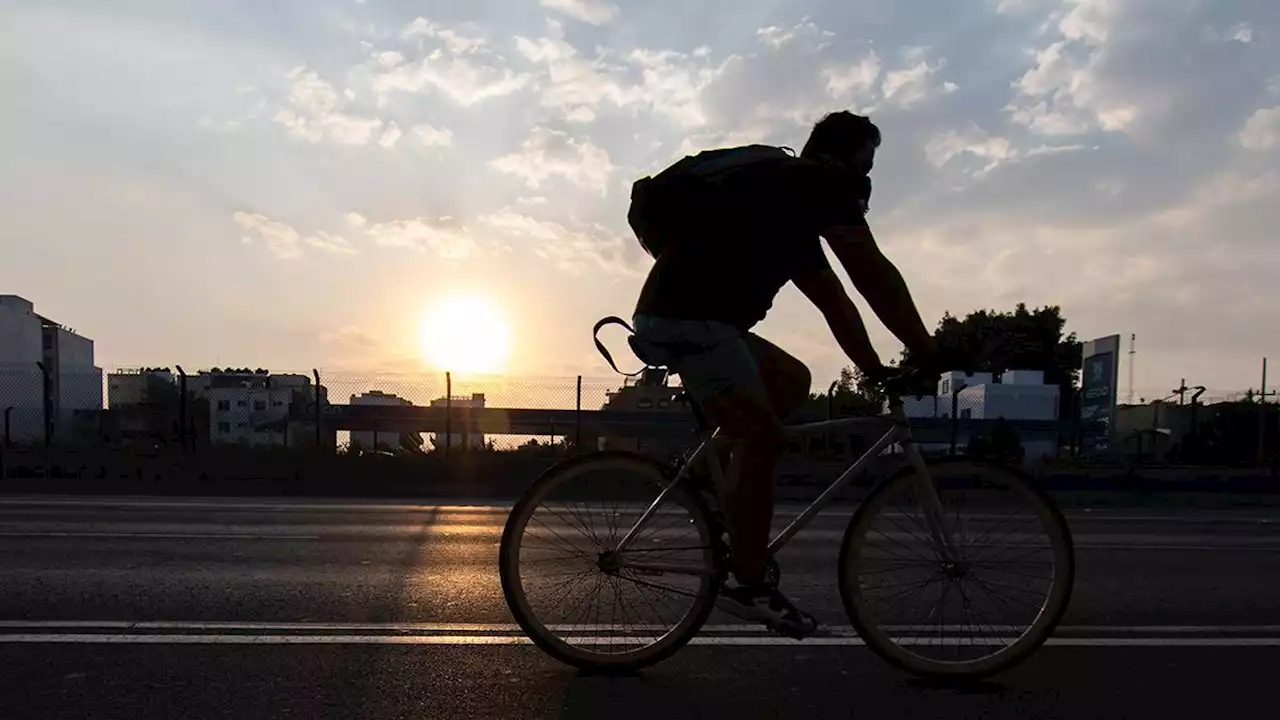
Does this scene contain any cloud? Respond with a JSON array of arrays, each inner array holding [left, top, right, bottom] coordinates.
[[412, 123, 454, 147], [478, 211, 640, 277], [1001, 0, 1260, 141], [304, 232, 359, 255], [490, 126, 615, 194], [272, 67, 383, 145], [879, 48, 956, 109], [320, 325, 380, 349], [823, 52, 881, 103], [373, 19, 530, 106], [757, 20, 834, 52], [360, 216, 476, 259], [233, 212, 358, 259], [378, 122, 402, 148], [540, 0, 619, 25], [924, 127, 1017, 174], [515, 23, 722, 127], [373, 57, 529, 106], [1240, 106, 1280, 150]]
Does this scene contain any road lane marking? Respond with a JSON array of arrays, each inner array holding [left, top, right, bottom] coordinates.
[[2, 525, 1278, 549], [3, 633, 1280, 647], [0, 532, 323, 539], [4, 621, 1280, 635], [2, 497, 1276, 524]]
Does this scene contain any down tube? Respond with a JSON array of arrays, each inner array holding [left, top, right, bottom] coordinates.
[[766, 426, 904, 554], [612, 439, 712, 554]]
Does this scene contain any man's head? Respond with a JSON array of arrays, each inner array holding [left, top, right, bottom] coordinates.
[[800, 111, 880, 175]]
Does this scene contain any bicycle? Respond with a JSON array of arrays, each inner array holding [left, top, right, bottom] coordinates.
[[499, 327, 1075, 679]]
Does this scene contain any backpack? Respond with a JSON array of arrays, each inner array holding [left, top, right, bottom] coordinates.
[[628, 145, 795, 259]]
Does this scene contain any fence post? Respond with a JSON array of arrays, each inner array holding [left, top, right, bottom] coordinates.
[[176, 366, 188, 452], [444, 372, 452, 456], [36, 361, 52, 448], [1, 406, 10, 482], [825, 382, 837, 453], [949, 386, 962, 457], [312, 369, 322, 450], [1258, 358, 1269, 465], [575, 376, 582, 452]]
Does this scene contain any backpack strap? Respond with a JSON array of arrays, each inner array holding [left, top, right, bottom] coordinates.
[[592, 316, 645, 377]]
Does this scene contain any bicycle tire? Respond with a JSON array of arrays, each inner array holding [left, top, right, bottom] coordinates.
[[838, 458, 1075, 679], [499, 450, 727, 671]]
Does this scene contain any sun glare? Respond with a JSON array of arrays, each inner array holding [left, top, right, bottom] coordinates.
[[420, 296, 512, 374]]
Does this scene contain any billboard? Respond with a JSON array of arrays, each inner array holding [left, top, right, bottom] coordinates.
[[1079, 335, 1121, 457]]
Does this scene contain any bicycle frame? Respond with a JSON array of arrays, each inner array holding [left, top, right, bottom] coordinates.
[[611, 401, 962, 576]]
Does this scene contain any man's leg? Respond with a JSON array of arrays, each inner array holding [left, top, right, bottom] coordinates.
[[660, 324, 816, 636], [744, 332, 813, 420], [698, 388, 782, 584], [712, 333, 811, 582]]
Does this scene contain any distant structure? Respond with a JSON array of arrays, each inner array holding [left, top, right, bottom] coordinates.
[[896, 370, 1062, 461], [196, 368, 312, 446], [108, 367, 176, 408], [104, 366, 327, 448], [350, 390, 415, 452], [0, 295, 103, 443], [429, 392, 486, 449], [598, 368, 686, 454]]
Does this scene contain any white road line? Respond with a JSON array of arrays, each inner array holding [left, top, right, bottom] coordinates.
[[2, 497, 1275, 524], [0, 530, 1273, 550], [3, 634, 1280, 647], [0, 532, 323, 540], [3, 621, 1280, 634]]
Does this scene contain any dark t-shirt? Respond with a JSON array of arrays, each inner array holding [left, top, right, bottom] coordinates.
[[633, 153, 869, 330]]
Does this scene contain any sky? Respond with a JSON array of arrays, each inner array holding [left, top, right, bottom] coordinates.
[[1, 0, 1278, 401]]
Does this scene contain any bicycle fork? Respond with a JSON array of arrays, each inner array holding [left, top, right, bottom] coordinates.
[[900, 428, 964, 567]]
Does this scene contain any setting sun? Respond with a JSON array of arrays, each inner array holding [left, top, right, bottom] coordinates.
[[420, 296, 512, 373]]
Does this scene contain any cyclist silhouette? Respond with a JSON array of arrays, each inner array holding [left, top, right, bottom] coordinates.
[[624, 111, 943, 636]]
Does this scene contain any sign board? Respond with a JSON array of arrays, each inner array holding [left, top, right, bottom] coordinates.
[[1079, 334, 1121, 457]]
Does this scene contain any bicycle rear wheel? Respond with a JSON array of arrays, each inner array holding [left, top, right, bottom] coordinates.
[[499, 451, 727, 671], [838, 459, 1074, 679]]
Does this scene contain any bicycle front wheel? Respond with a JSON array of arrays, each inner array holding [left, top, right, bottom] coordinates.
[[839, 459, 1074, 679], [499, 451, 727, 671]]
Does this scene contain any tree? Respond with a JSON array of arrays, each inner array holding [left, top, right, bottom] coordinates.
[[899, 303, 1082, 420], [801, 366, 886, 419]]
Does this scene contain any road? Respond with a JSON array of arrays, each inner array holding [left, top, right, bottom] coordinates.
[[2, 495, 1279, 718]]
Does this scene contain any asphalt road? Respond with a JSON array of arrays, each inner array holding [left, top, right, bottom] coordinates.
[[2, 495, 1279, 719]]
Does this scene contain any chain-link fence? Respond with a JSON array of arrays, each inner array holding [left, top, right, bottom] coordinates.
[[2, 362, 1276, 485]]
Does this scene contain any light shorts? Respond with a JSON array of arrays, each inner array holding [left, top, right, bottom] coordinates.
[[631, 313, 773, 410]]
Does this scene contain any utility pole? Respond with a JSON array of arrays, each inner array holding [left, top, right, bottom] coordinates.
[[1259, 358, 1274, 465], [1127, 333, 1136, 405], [1174, 379, 1188, 406]]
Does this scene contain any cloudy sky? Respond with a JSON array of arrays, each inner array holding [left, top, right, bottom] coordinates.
[[2, 0, 1277, 398]]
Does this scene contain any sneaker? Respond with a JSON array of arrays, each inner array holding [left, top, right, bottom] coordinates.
[[717, 575, 819, 639]]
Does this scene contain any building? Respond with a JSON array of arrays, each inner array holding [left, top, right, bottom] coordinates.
[[896, 369, 1062, 461], [108, 367, 177, 408], [597, 368, 687, 454], [0, 295, 102, 443], [103, 367, 183, 448], [429, 393, 486, 450], [198, 369, 313, 447], [349, 390, 416, 453]]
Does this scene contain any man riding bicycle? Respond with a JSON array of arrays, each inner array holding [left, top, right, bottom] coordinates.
[[625, 111, 943, 638]]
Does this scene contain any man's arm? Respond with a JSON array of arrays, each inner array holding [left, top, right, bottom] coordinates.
[[793, 267, 885, 374], [821, 223, 937, 359]]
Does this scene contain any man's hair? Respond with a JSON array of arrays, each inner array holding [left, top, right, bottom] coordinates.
[[800, 111, 881, 162]]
